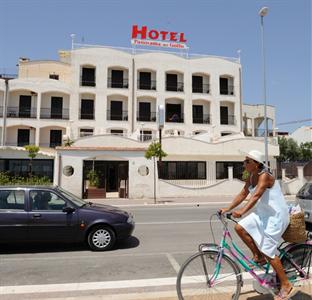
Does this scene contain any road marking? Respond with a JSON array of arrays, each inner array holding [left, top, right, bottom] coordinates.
[[136, 220, 218, 225], [166, 253, 181, 274]]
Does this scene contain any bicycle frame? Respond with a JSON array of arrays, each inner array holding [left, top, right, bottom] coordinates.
[[204, 214, 311, 295]]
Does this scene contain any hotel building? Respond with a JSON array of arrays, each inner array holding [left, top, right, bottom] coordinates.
[[0, 45, 278, 198]]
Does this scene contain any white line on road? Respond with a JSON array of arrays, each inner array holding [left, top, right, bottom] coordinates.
[[166, 253, 181, 274], [136, 220, 218, 225]]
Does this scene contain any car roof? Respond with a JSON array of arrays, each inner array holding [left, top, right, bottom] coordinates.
[[0, 185, 56, 190]]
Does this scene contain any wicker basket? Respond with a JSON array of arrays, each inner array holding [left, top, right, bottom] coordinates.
[[282, 211, 306, 243]]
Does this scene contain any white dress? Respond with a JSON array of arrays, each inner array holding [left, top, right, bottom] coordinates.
[[238, 177, 290, 258]]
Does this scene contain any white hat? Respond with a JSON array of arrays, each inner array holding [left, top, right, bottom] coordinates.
[[240, 150, 268, 167]]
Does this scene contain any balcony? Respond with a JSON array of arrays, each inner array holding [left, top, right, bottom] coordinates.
[[79, 111, 94, 120], [166, 113, 184, 123], [193, 114, 211, 124], [7, 107, 36, 118], [137, 111, 156, 122], [220, 85, 234, 95], [40, 108, 69, 120], [107, 78, 129, 89], [137, 80, 156, 91], [221, 115, 236, 125], [107, 110, 128, 121], [166, 82, 184, 92], [192, 84, 210, 94], [80, 77, 96, 87]]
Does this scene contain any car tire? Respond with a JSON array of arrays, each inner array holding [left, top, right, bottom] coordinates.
[[87, 225, 116, 251]]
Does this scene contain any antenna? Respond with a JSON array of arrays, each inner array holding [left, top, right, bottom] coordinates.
[[237, 49, 241, 63], [70, 34, 76, 50]]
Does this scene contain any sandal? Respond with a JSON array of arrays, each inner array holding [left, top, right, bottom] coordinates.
[[274, 286, 297, 300]]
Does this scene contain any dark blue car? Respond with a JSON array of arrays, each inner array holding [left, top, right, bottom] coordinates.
[[0, 186, 135, 251]]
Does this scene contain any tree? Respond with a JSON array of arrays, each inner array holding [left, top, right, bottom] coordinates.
[[278, 137, 312, 162], [145, 141, 167, 203], [145, 141, 167, 160], [63, 137, 74, 147], [24, 145, 40, 178]]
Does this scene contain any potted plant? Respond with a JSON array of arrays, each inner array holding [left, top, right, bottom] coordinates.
[[86, 169, 106, 199]]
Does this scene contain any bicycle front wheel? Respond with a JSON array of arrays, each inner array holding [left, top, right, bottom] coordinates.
[[176, 250, 242, 300]]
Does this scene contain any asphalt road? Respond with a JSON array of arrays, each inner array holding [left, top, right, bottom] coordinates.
[[1, 203, 311, 300]]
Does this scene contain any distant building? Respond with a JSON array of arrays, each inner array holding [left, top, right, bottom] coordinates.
[[290, 126, 312, 144], [0, 45, 279, 198]]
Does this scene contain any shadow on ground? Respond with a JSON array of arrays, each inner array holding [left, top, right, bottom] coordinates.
[[0, 236, 140, 254], [246, 291, 312, 300]]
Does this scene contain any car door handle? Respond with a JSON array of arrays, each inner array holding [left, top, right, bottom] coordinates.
[[32, 213, 42, 219]]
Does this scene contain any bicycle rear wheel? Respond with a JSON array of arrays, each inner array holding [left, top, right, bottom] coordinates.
[[281, 244, 312, 284], [176, 250, 242, 300]]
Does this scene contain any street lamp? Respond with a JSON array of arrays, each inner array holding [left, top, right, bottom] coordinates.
[[259, 6, 269, 169]]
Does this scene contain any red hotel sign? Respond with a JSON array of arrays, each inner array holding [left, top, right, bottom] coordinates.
[[131, 25, 188, 49]]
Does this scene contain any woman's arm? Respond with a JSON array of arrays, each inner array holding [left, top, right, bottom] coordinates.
[[232, 173, 270, 218], [220, 180, 250, 214]]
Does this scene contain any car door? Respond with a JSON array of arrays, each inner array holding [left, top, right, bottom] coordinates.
[[28, 190, 80, 243], [0, 189, 29, 242]]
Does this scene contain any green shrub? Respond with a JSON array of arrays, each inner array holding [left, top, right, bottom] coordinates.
[[0, 172, 52, 186]]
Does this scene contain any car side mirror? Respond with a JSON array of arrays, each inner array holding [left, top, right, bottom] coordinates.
[[62, 206, 75, 214]]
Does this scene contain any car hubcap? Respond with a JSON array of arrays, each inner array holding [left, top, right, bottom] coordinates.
[[92, 229, 111, 248]]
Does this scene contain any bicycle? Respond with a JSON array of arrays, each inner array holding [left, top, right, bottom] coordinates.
[[176, 212, 312, 300]]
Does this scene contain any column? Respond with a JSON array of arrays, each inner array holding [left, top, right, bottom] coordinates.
[[228, 166, 234, 181]]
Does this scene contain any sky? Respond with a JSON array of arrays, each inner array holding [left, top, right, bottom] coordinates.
[[0, 0, 311, 134]]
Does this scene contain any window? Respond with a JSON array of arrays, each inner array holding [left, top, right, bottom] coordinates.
[[0, 190, 25, 210], [80, 128, 94, 137], [49, 74, 59, 80], [80, 99, 94, 119], [81, 67, 96, 87], [158, 161, 206, 180], [216, 161, 244, 179], [110, 129, 123, 136], [30, 191, 66, 211]]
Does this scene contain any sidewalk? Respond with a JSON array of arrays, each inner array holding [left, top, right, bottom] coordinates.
[[90, 194, 296, 207]]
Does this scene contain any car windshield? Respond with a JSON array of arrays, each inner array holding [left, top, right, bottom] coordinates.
[[297, 183, 312, 199], [57, 187, 87, 207]]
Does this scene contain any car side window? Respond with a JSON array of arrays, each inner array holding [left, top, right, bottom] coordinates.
[[0, 190, 25, 210], [30, 191, 66, 211]]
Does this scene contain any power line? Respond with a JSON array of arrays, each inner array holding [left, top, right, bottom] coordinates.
[[277, 118, 312, 126]]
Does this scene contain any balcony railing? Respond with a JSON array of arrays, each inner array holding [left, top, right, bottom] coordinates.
[[193, 114, 211, 124], [80, 77, 96, 87], [107, 78, 129, 89], [79, 111, 95, 120], [107, 110, 128, 121], [137, 111, 156, 122], [166, 81, 184, 92], [137, 80, 156, 90], [40, 108, 69, 120], [7, 107, 36, 118], [139, 134, 154, 142], [220, 85, 234, 95], [255, 129, 274, 137], [192, 84, 210, 94], [166, 113, 184, 123], [221, 115, 236, 125]]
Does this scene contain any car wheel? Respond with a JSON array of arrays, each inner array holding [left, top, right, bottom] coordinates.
[[87, 226, 116, 251]]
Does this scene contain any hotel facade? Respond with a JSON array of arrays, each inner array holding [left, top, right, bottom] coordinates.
[[0, 45, 278, 198]]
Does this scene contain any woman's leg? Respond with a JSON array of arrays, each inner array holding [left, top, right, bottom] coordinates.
[[234, 224, 264, 261], [265, 255, 293, 299]]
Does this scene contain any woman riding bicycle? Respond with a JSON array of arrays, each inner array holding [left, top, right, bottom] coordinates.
[[220, 150, 296, 300]]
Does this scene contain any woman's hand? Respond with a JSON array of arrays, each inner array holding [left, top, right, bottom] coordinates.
[[219, 208, 230, 215], [232, 209, 244, 218]]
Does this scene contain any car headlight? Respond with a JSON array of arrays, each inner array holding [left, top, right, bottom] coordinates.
[[127, 213, 135, 224]]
